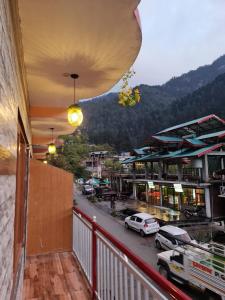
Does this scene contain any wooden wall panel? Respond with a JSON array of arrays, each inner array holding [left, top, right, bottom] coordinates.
[[27, 159, 73, 255]]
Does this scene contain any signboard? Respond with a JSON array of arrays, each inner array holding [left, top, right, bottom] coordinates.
[[219, 186, 225, 198], [174, 183, 183, 193], [148, 181, 155, 189]]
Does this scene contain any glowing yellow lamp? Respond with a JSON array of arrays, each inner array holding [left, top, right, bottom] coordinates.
[[67, 104, 83, 127], [43, 160, 48, 164], [48, 143, 56, 154]]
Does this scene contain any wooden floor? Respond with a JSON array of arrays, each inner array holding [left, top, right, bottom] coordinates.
[[23, 252, 91, 300]]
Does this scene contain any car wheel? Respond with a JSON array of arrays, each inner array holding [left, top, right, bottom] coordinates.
[[155, 240, 162, 249], [125, 222, 129, 229], [140, 230, 145, 237], [159, 265, 169, 279]]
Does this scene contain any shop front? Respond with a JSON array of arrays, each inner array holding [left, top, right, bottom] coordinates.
[[134, 180, 206, 212]]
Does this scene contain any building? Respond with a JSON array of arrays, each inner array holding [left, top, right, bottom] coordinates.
[[121, 115, 225, 219], [0, 1, 161, 299]]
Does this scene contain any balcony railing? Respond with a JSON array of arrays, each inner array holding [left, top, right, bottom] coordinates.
[[73, 207, 191, 300]]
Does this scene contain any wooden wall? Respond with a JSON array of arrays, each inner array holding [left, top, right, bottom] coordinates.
[[27, 159, 73, 255]]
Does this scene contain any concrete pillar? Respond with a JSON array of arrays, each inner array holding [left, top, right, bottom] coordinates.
[[158, 161, 163, 179], [160, 186, 163, 207], [146, 183, 149, 203], [221, 157, 224, 169], [145, 162, 148, 179], [177, 163, 183, 181], [203, 155, 209, 182], [133, 183, 137, 199], [119, 177, 122, 193], [205, 187, 211, 218]]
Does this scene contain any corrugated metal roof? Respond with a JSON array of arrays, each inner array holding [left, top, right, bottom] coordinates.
[[156, 114, 225, 136], [121, 156, 137, 164], [184, 138, 206, 146], [173, 144, 223, 158], [198, 129, 225, 140], [152, 135, 183, 143]]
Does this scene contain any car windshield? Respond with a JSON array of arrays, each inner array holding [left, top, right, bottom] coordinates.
[[175, 233, 191, 243], [145, 218, 156, 224]]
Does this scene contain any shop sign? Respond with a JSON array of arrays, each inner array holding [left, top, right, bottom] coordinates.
[[148, 181, 155, 189], [174, 183, 183, 193], [219, 186, 225, 198]]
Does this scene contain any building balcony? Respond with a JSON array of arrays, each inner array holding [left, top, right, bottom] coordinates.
[[22, 205, 191, 300], [23, 252, 90, 299]]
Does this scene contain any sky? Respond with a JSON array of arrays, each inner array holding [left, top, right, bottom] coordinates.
[[111, 0, 225, 92]]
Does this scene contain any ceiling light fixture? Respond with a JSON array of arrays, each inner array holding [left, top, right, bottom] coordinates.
[[48, 127, 56, 155], [67, 74, 83, 127]]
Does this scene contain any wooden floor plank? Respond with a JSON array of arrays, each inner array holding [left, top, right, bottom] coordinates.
[[23, 252, 90, 300]]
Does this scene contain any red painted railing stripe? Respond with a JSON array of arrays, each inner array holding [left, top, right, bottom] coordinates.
[[73, 206, 191, 300]]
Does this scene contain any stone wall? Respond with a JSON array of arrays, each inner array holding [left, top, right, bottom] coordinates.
[[0, 0, 30, 299]]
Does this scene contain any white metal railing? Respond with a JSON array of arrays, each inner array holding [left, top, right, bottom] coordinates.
[[73, 208, 191, 300], [73, 212, 92, 283]]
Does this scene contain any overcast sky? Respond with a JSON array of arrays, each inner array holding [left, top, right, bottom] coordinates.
[[111, 0, 225, 91]]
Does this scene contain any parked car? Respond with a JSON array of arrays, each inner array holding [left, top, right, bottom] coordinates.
[[82, 184, 95, 195], [155, 225, 192, 250], [125, 213, 159, 237]]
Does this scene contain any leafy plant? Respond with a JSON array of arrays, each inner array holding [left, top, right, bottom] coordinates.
[[118, 70, 141, 107]]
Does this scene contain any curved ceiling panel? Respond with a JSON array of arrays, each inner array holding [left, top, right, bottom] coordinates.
[[18, 0, 142, 157]]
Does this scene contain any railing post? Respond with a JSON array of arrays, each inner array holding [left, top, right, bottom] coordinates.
[[92, 216, 97, 300]]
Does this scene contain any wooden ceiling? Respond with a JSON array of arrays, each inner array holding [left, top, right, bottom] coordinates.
[[18, 0, 142, 157]]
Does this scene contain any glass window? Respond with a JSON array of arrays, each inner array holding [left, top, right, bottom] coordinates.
[[145, 218, 156, 224], [130, 216, 136, 221], [136, 217, 143, 223], [175, 233, 191, 243]]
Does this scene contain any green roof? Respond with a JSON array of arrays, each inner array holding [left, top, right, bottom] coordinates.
[[185, 138, 206, 146], [152, 135, 183, 143], [173, 144, 223, 158], [156, 114, 225, 137], [121, 156, 137, 164], [198, 130, 225, 140]]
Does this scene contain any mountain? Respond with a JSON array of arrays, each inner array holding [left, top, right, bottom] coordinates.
[[80, 55, 225, 151], [164, 73, 225, 128], [161, 54, 225, 97]]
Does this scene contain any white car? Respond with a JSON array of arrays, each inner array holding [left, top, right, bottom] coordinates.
[[125, 213, 159, 237], [155, 225, 192, 250]]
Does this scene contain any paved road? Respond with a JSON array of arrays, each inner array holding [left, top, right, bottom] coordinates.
[[74, 187, 204, 299], [74, 188, 160, 268]]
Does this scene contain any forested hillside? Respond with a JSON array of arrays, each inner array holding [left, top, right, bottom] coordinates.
[[80, 55, 225, 151]]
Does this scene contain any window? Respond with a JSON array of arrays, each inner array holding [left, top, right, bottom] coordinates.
[[14, 115, 28, 273], [136, 217, 143, 223], [145, 218, 156, 224], [130, 216, 136, 221]]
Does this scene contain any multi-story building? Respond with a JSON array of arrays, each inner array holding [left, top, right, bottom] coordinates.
[[121, 115, 225, 219]]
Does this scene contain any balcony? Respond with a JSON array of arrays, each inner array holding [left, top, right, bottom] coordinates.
[[23, 252, 90, 299]]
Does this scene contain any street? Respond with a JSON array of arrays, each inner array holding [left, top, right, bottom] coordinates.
[[74, 187, 206, 300], [74, 187, 160, 268]]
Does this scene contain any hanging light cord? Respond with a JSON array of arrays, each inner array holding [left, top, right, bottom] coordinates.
[[51, 128, 54, 143], [74, 78, 76, 104]]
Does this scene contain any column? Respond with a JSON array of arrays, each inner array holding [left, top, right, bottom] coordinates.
[[205, 187, 211, 218], [145, 162, 148, 179], [177, 162, 183, 181], [160, 186, 163, 207], [203, 154, 209, 182], [133, 183, 137, 199], [158, 161, 163, 179], [119, 177, 122, 193], [146, 183, 149, 203]]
